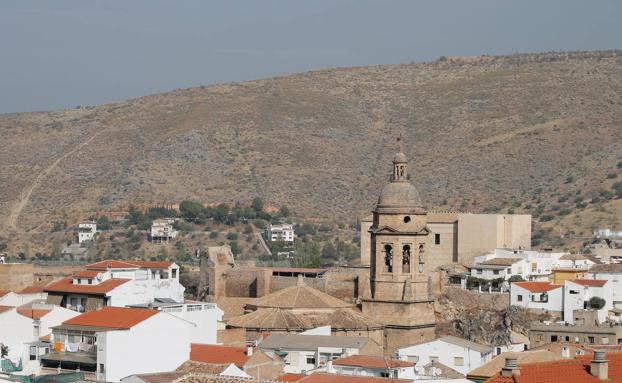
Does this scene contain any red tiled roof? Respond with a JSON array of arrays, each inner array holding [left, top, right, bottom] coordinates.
[[485, 353, 622, 383], [73, 270, 101, 278], [190, 344, 250, 368], [277, 373, 306, 382], [572, 279, 607, 287], [17, 307, 52, 320], [513, 281, 561, 293], [299, 373, 411, 383], [0, 291, 11, 297], [62, 307, 158, 330], [85, 260, 173, 270], [44, 277, 129, 295], [19, 284, 48, 294], [85, 260, 141, 270], [0, 306, 14, 314], [333, 355, 414, 369]]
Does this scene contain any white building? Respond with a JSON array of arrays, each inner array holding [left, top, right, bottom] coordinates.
[[509, 281, 564, 315], [397, 335, 493, 376], [557, 254, 596, 270], [128, 300, 223, 344], [319, 355, 416, 380], [564, 279, 613, 325], [42, 307, 191, 382], [0, 303, 79, 375], [594, 228, 622, 239], [150, 219, 178, 243], [589, 264, 622, 309], [78, 221, 98, 243], [473, 249, 570, 281], [470, 258, 524, 281], [258, 334, 375, 374], [266, 224, 295, 243], [44, 260, 184, 312], [0, 286, 47, 307]]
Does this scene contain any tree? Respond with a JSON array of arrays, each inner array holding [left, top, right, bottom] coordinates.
[[226, 232, 239, 241], [1, 344, 8, 359], [97, 216, 112, 230], [507, 275, 525, 283], [589, 296, 606, 310], [321, 242, 337, 260], [180, 200, 205, 222], [251, 197, 264, 213], [214, 203, 231, 224], [278, 205, 290, 218]]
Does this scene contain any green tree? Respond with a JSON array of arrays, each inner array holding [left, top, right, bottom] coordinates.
[[214, 203, 231, 223], [251, 197, 264, 213], [97, 216, 112, 230], [180, 200, 205, 222], [321, 242, 337, 260], [278, 205, 290, 217], [589, 296, 606, 309]]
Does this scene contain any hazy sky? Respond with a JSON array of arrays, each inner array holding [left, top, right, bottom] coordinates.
[[1, 0, 620, 114]]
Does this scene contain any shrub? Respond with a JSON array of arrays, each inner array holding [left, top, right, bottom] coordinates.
[[540, 214, 554, 222], [589, 296, 606, 309], [243, 225, 253, 234], [226, 232, 239, 241], [607, 173, 618, 179], [209, 231, 219, 239]]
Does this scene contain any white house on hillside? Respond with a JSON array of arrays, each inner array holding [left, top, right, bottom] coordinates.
[[78, 221, 97, 244], [44, 260, 184, 312], [473, 249, 570, 281], [396, 335, 493, 376], [266, 224, 295, 243], [509, 281, 564, 316], [0, 303, 79, 375], [564, 279, 613, 325], [320, 355, 416, 380], [150, 219, 178, 243], [42, 307, 191, 382]]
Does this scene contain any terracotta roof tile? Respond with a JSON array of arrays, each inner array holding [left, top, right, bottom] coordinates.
[[19, 284, 49, 294], [333, 355, 414, 369], [44, 276, 129, 295], [131, 372, 186, 383], [85, 260, 174, 270], [480, 258, 522, 266], [190, 344, 250, 368], [62, 307, 158, 329], [513, 281, 561, 293], [16, 307, 52, 320], [248, 281, 351, 310], [73, 270, 101, 278], [485, 353, 622, 383], [299, 373, 411, 383], [0, 291, 11, 297], [277, 373, 306, 382], [0, 306, 14, 314], [572, 279, 608, 287]]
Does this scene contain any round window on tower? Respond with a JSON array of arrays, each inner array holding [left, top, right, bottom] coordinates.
[[403, 216, 411, 223]]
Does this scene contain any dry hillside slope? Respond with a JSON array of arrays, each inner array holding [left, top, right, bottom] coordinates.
[[1, 50, 622, 238]]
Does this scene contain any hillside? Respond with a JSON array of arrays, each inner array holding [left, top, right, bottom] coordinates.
[[1, 50, 622, 250]]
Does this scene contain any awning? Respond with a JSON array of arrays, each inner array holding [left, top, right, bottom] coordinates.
[[40, 352, 97, 366]]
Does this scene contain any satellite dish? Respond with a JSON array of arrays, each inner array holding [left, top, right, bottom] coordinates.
[[96, 273, 103, 281]]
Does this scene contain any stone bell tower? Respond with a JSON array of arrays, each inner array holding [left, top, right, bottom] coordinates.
[[361, 143, 436, 355]]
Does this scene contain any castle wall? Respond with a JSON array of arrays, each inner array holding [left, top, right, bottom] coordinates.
[[0, 263, 34, 290], [427, 222, 458, 270]]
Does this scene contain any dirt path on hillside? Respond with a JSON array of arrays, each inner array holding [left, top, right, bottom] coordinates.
[[8, 131, 103, 230]]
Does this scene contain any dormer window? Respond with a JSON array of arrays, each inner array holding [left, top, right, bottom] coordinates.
[[88, 279, 92, 285], [77, 278, 82, 284]]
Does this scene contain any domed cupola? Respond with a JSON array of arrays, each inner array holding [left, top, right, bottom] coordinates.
[[375, 149, 424, 214]]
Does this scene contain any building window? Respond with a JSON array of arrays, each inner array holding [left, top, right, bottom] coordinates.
[[88, 279, 92, 285], [454, 357, 464, 366], [77, 278, 82, 284], [496, 347, 502, 355], [476, 269, 482, 275], [517, 295, 523, 302], [407, 356, 419, 363], [588, 336, 595, 344], [99, 364, 105, 373], [551, 335, 558, 342], [493, 270, 500, 275], [429, 356, 439, 364], [306, 356, 316, 365], [402, 245, 411, 273], [33, 323, 40, 337], [172, 269, 177, 278], [435, 233, 441, 245], [384, 244, 393, 273], [29, 346, 37, 360], [404, 216, 411, 223]]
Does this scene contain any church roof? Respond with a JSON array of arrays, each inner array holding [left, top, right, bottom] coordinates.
[[226, 307, 383, 331], [377, 182, 422, 210], [247, 276, 351, 310]]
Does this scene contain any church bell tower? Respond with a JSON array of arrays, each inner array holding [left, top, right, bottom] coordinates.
[[361, 143, 436, 355]]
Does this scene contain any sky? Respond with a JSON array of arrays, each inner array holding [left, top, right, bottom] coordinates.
[[1, 0, 620, 114]]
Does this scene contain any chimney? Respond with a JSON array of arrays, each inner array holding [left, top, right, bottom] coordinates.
[[246, 345, 253, 356], [590, 351, 608, 381], [501, 357, 520, 378]]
